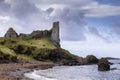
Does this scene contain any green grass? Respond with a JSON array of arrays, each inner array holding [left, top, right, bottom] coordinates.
[[29, 37, 56, 49], [0, 37, 79, 63], [0, 45, 17, 62], [0, 37, 56, 49], [17, 54, 36, 61], [0, 45, 16, 56], [0, 37, 57, 61]]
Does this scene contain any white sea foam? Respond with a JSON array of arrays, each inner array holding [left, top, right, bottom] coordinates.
[[25, 59, 120, 80], [25, 70, 57, 80], [109, 59, 120, 70]]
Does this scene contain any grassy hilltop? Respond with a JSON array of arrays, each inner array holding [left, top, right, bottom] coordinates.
[[0, 37, 82, 65]]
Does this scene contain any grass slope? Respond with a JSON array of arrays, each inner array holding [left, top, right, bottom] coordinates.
[[0, 37, 80, 65], [0, 37, 56, 61]]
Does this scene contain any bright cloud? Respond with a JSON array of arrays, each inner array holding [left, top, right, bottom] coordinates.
[[0, 0, 120, 40], [84, 2, 120, 18]]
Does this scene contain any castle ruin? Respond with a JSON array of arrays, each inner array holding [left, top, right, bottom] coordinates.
[[51, 22, 60, 47], [4, 21, 60, 47], [4, 28, 18, 38]]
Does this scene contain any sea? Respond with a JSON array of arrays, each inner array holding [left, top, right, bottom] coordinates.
[[25, 59, 120, 80]]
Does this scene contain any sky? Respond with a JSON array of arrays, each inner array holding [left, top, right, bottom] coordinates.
[[0, 0, 120, 58]]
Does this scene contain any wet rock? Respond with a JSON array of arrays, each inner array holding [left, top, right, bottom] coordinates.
[[98, 58, 110, 71], [60, 59, 79, 66], [85, 55, 98, 64]]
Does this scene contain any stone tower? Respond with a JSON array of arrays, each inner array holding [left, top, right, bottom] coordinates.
[[51, 21, 60, 47], [4, 27, 18, 38]]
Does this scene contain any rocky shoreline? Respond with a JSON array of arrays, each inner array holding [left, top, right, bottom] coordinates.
[[0, 61, 54, 80], [0, 58, 119, 80]]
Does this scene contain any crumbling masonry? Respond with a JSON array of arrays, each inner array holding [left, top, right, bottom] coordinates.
[[4, 21, 60, 47]]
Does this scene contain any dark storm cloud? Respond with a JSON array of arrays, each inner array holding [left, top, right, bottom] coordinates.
[[8, 0, 39, 18], [0, 0, 4, 3], [46, 8, 54, 14], [0, 0, 42, 18], [0, 0, 10, 15]]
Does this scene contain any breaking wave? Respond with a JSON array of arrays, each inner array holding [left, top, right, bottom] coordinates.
[[25, 59, 120, 80]]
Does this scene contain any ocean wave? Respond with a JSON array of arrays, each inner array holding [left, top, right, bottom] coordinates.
[[25, 59, 120, 80], [25, 70, 58, 80]]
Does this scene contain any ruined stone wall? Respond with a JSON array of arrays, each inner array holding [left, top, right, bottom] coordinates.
[[4, 22, 60, 47], [30, 30, 51, 39], [4, 28, 18, 38], [19, 33, 30, 39], [51, 22, 60, 47]]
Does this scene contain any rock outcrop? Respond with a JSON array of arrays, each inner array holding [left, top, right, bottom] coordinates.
[[4, 28, 18, 38], [85, 55, 98, 64], [98, 58, 110, 71]]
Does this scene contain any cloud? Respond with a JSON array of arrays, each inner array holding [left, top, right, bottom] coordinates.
[[95, 0, 120, 6], [112, 21, 120, 35], [0, 0, 49, 34], [1, 0, 120, 19], [0, 0, 4, 2], [0, 0, 10, 15], [32, 0, 120, 18], [84, 3, 120, 18], [46, 8, 54, 15], [0, 0, 120, 41], [0, 16, 10, 21], [88, 27, 108, 41], [10, 0, 39, 19], [0, 0, 88, 41], [49, 8, 87, 41]]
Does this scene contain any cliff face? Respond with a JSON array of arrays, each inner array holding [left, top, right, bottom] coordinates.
[[4, 22, 60, 47]]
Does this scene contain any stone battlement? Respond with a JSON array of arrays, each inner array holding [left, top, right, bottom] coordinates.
[[4, 21, 60, 47]]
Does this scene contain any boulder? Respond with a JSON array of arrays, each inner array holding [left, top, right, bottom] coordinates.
[[98, 58, 110, 71], [85, 55, 98, 64]]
